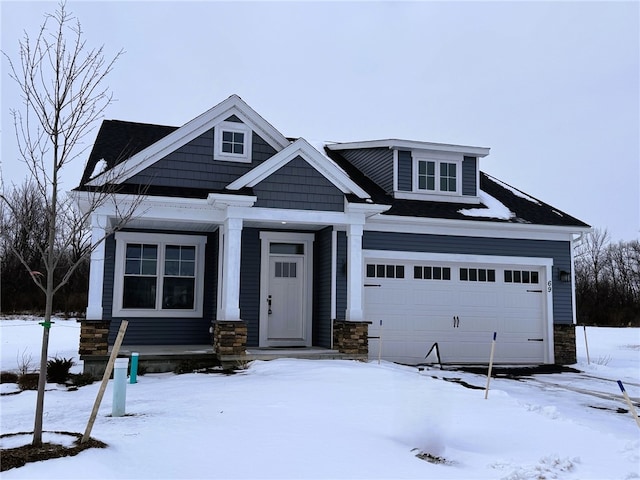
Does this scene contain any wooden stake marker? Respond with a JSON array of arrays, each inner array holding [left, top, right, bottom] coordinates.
[[484, 332, 497, 400], [617, 380, 640, 429], [82, 320, 129, 443]]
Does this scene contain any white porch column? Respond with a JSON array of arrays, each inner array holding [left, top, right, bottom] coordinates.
[[219, 216, 243, 321], [86, 214, 107, 320], [346, 222, 364, 321]]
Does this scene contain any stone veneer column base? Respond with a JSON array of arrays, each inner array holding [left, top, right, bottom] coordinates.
[[553, 324, 577, 365], [214, 320, 248, 359], [78, 320, 111, 356], [333, 320, 370, 355]]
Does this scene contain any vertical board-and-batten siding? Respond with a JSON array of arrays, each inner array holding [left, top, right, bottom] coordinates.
[[362, 231, 574, 324], [313, 227, 333, 348], [341, 148, 395, 194], [462, 156, 477, 196], [336, 231, 348, 321], [240, 228, 261, 347], [125, 128, 276, 191], [397, 150, 412, 192], [104, 230, 218, 345], [253, 156, 345, 212]]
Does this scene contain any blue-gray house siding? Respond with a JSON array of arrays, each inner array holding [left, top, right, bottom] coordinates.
[[254, 156, 345, 212], [362, 231, 573, 324], [462, 156, 477, 196], [341, 148, 394, 194], [105, 230, 218, 345], [397, 150, 412, 192], [126, 129, 276, 190]]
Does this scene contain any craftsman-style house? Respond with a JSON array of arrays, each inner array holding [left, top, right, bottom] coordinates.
[[74, 95, 590, 373]]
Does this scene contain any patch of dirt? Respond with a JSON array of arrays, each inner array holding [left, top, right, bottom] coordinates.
[[457, 364, 581, 379], [413, 450, 455, 465], [0, 431, 107, 472]]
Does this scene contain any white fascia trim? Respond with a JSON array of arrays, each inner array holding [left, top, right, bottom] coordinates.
[[363, 249, 554, 268], [87, 94, 290, 186], [90, 193, 227, 226], [366, 214, 591, 241], [394, 191, 480, 204], [226, 138, 371, 199], [345, 202, 390, 217], [327, 139, 490, 157], [207, 193, 257, 208]]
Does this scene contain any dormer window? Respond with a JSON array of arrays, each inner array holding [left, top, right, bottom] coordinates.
[[415, 158, 460, 195], [215, 121, 252, 162]]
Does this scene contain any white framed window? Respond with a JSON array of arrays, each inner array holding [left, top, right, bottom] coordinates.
[[415, 159, 460, 194], [214, 121, 252, 163], [113, 232, 207, 317]]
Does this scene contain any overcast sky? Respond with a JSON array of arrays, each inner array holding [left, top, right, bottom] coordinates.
[[1, 1, 638, 241]]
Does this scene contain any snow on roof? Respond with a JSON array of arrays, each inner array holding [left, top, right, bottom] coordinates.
[[458, 189, 515, 220], [487, 174, 541, 205], [90, 158, 108, 180]]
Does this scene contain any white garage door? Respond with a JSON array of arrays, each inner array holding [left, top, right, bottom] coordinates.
[[364, 257, 550, 365]]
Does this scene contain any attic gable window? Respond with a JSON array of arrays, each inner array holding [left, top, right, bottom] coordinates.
[[215, 121, 252, 163]]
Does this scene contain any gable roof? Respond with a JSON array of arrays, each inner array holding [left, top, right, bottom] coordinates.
[[80, 120, 178, 186], [226, 138, 370, 199], [85, 94, 290, 187]]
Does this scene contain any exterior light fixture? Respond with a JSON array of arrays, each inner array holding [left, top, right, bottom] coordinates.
[[559, 270, 571, 282]]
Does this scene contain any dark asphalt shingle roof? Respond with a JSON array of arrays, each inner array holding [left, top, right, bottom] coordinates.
[[79, 119, 589, 229]]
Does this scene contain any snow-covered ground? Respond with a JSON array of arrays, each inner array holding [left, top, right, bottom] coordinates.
[[1, 318, 639, 480]]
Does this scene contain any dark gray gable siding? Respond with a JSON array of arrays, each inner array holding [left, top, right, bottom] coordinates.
[[253, 156, 345, 211], [462, 156, 477, 196], [105, 230, 218, 345], [341, 148, 394, 194], [397, 150, 412, 192], [125, 129, 276, 191], [363, 231, 574, 325], [313, 227, 333, 348], [240, 228, 261, 347]]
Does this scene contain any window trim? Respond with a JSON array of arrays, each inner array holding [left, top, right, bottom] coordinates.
[[214, 121, 252, 163], [113, 232, 207, 318], [414, 157, 462, 196]]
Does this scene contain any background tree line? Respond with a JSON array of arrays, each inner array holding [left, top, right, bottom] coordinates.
[[1, 187, 638, 326], [575, 229, 639, 326], [0, 180, 89, 315]]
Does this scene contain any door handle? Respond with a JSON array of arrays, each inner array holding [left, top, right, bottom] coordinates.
[[453, 316, 460, 328], [267, 295, 272, 314]]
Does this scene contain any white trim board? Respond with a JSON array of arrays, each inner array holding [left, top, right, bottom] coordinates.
[[87, 95, 290, 186]]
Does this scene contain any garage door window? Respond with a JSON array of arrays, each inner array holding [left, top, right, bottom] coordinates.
[[460, 268, 495, 282], [366, 264, 405, 279], [414, 265, 451, 280], [504, 270, 539, 284]]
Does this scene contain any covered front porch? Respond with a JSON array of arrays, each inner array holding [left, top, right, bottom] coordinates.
[[81, 342, 369, 377]]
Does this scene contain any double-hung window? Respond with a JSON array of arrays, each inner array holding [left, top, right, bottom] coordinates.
[[113, 232, 206, 317], [215, 121, 252, 162], [416, 159, 459, 194]]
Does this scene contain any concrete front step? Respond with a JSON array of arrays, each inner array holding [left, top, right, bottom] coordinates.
[[81, 345, 366, 376]]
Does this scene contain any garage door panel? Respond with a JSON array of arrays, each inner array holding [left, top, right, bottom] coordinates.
[[365, 259, 548, 364]]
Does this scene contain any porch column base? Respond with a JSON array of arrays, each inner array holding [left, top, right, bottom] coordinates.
[[78, 319, 111, 356], [333, 320, 371, 356], [553, 324, 577, 365], [213, 320, 247, 359]]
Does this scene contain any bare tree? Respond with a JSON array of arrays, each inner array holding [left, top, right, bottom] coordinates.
[[0, 2, 131, 446]]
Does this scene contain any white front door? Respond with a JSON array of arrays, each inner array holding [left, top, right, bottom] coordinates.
[[259, 232, 314, 347], [268, 256, 305, 341]]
